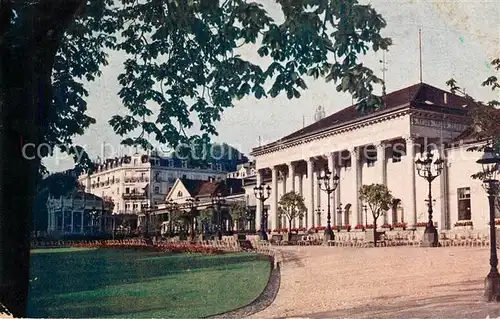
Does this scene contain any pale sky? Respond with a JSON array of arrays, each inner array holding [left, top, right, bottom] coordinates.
[[44, 0, 500, 172]]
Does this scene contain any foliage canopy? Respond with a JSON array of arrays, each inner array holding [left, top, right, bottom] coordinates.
[[358, 183, 393, 223], [278, 191, 307, 229], [5, 0, 391, 173]]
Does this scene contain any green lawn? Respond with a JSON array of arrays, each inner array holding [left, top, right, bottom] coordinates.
[[28, 248, 271, 318]]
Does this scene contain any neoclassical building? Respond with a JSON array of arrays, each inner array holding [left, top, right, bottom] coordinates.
[[250, 83, 496, 232]]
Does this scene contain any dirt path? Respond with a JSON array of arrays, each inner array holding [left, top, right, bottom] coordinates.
[[247, 246, 500, 319]]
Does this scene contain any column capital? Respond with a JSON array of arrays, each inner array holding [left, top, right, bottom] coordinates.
[[306, 158, 315, 168], [376, 141, 387, 150], [349, 147, 358, 157], [403, 135, 416, 144]]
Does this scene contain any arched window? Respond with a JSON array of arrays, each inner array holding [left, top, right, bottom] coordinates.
[[177, 191, 183, 197], [344, 203, 351, 225], [391, 199, 401, 223]]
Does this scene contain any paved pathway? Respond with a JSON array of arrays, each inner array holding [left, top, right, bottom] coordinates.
[[247, 246, 500, 319]]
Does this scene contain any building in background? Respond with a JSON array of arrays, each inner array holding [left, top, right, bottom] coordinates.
[[46, 192, 114, 235], [155, 177, 246, 235], [78, 151, 244, 216], [227, 161, 256, 179]]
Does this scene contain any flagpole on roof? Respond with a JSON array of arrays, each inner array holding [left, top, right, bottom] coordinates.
[[419, 28, 423, 83]]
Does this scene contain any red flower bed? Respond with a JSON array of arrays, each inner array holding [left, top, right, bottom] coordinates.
[[273, 228, 289, 233], [341, 225, 351, 230], [354, 224, 364, 229], [256, 229, 272, 233], [393, 222, 407, 228], [315, 226, 326, 231], [455, 221, 473, 227], [381, 223, 392, 229], [290, 227, 307, 232], [365, 224, 374, 229], [72, 241, 223, 255]]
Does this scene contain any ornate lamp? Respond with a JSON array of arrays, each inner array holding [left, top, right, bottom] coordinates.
[[318, 165, 340, 243], [254, 183, 271, 240], [415, 146, 444, 247], [477, 146, 500, 302], [211, 192, 225, 240]]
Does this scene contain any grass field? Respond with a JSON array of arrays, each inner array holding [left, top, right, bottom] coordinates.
[[28, 248, 271, 318]]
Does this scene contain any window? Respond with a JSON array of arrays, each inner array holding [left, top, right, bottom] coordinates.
[[182, 174, 187, 179], [177, 191, 183, 197], [133, 204, 138, 211], [365, 148, 377, 167], [182, 160, 187, 168], [343, 159, 351, 169], [125, 187, 130, 194], [154, 186, 160, 194], [125, 203, 130, 210], [366, 158, 376, 167], [216, 163, 222, 170], [457, 187, 471, 220], [392, 150, 402, 163]]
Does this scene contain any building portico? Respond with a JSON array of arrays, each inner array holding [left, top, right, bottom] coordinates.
[[251, 83, 473, 232]]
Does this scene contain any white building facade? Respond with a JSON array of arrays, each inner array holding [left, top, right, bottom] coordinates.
[[250, 83, 497, 232], [78, 152, 230, 215]]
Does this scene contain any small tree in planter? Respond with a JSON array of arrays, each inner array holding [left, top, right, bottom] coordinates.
[[278, 192, 307, 242], [359, 183, 394, 247]]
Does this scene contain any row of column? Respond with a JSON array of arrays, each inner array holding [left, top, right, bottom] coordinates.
[[256, 137, 418, 231], [48, 210, 104, 233]]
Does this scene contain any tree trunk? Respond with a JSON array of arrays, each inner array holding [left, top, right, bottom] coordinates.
[[373, 218, 378, 247], [0, 1, 84, 316]]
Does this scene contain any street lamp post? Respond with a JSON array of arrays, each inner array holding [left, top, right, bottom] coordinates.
[[476, 146, 500, 301], [363, 204, 368, 228], [415, 146, 444, 247], [211, 192, 225, 240], [185, 197, 199, 241], [254, 183, 271, 240], [166, 199, 178, 236], [318, 165, 340, 243], [140, 203, 151, 239]]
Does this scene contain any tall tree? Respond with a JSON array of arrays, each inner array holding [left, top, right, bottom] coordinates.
[[277, 192, 307, 232], [445, 58, 500, 153], [446, 58, 500, 213], [0, 1, 391, 316], [358, 183, 393, 247]]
